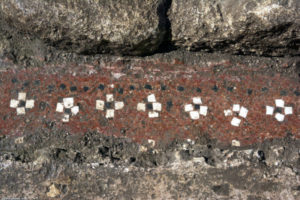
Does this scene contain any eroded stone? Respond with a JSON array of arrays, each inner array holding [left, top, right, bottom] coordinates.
[[169, 0, 300, 56], [0, 0, 167, 55]]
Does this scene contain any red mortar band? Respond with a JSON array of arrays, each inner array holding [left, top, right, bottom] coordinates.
[[0, 62, 299, 146]]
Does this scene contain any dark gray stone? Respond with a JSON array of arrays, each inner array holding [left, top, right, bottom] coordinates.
[[0, 0, 167, 55], [169, 0, 300, 56]]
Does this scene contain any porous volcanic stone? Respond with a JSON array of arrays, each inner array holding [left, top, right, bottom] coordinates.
[[169, 0, 300, 56], [0, 0, 167, 55]]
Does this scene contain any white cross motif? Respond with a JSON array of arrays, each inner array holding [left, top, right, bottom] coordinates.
[[184, 97, 208, 120], [224, 104, 249, 127], [96, 94, 124, 119], [137, 94, 162, 118], [10, 92, 35, 115], [266, 99, 293, 122], [56, 97, 79, 122]]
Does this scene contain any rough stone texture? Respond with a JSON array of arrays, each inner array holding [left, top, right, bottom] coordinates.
[[0, 1, 300, 198], [1, 0, 299, 57], [169, 0, 300, 56], [1, 130, 300, 199], [0, 0, 167, 55]]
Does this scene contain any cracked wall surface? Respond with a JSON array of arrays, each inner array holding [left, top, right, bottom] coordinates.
[[0, 0, 299, 199]]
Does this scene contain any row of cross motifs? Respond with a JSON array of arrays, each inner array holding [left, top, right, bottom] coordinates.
[[10, 92, 293, 126]]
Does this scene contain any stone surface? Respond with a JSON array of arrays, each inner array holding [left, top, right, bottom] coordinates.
[[1, 0, 298, 57], [169, 0, 300, 56], [0, 0, 167, 55], [0, 130, 300, 199], [0, 0, 299, 198], [47, 184, 61, 198]]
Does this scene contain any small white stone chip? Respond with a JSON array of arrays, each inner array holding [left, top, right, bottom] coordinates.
[[109, 84, 115, 88], [232, 140, 241, 147], [231, 117, 241, 127], [224, 109, 233, 116], [232, 104, 240, 112], [71, 106, 79, 115], [115, 101, 124, 110], [96, 100, 105, 110], [148, 139, 156, 147], [137, 103, 146, 111], [56, 103, 64, 113], [266, 106, 274, 115], [153, 102, 162, 111], [18, 92, 26, 101], [192, 97, 202, 104], [199, 106, 208, 116], [106, 94, 114, 102], [10, 99, 19, 108], [106, 109, 115, 118], [63, 97, 74, 108], [193, 157, 205, 163], [189, 111, 200, 120], [15, 137, 24, 144], [17, 107, 26, 115], [275, 99, 284, 108], [275, 113, 285, 122], [62, 114, 69, 122], [25, 99, 35, 109], [239, 106, 248, 118], [284, 107, 293, 115], [148, 111, 159, 118], [147, 94, 156, 103], [184, 104, 193, 112]]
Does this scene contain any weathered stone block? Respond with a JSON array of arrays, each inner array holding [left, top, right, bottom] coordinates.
[[0, 0, 167, 55], [169, 0, 300, 56]]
